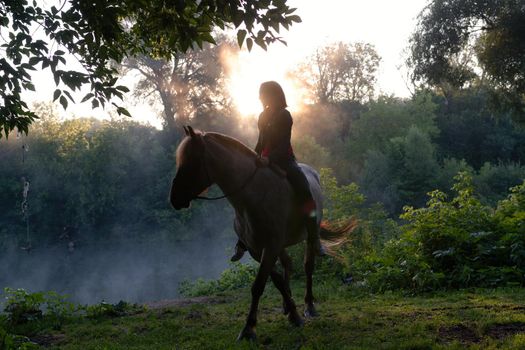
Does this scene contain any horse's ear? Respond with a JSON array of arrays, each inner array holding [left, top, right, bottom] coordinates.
[[183, 126, 189, 136], [187, 126, 196, 138]]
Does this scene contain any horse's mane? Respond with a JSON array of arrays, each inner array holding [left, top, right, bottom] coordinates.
[[206, 132, 257, 159], [176, 130, 256, 167]]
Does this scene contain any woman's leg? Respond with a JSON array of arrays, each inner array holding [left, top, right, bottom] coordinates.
[[284, 162, 325, 256]]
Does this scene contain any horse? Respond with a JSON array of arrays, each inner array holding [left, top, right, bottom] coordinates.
[[170, 126, 354, 341]]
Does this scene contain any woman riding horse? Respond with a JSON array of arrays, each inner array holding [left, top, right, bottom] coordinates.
[[230, 81, 325, 261]]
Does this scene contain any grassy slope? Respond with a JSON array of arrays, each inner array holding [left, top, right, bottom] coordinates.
[[42, 280, 525, 350]]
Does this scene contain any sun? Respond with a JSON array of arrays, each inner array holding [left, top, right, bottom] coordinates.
[[220, 47, 304, 117]]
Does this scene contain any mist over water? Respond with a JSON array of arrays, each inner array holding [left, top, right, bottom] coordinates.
[[0, 235, 236, 304]]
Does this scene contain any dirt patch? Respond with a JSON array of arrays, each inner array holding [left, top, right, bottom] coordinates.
[[30, 334, 66, 347], [144, 296, 226, 310], [438, 324, 481, 344], [486, 322, 525, 339]]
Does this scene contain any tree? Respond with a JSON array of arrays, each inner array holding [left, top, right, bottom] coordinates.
[[409, 0, 525, 114], [346, 92, 438, 170], [0, 0, 301, 137], [121, 39, 235, 139], [294, 42, 380, 104]]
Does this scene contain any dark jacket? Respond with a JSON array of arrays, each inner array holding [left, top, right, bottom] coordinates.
[[254, 108, 295, 167]]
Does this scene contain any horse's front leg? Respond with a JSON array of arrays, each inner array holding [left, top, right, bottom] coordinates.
[[237, 247, 279, 342]]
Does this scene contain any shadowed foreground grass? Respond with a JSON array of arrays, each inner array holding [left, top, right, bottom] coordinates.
[[36, 280, 525, 349]]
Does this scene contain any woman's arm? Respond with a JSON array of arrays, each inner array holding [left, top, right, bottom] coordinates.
[[254, 112, 264, 154]]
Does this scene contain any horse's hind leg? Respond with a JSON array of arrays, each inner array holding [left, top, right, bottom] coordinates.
[[270, 269, 303, 327], [237, 248, 278, 342], [304, 246, 319, 317], [279, 251, 293, 314]]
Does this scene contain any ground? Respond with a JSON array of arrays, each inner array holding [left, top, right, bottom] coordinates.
[[32, 280, 525, 349]]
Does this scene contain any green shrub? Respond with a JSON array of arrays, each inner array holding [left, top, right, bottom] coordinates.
[[178, 262, 257, 297], [3, 289, 45, 326], [0, 325, 38, 350], [350, 173, 525, 292], [2, 288, 78, 328], [83, 300, 143, 319]]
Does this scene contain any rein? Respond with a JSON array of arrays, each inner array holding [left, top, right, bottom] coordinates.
[[195, 139, 260, 201]]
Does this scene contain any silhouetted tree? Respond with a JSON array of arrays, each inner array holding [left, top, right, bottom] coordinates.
[[0, 0, 301, 137], [294, 42, 380, 104], [121, 40, 236, 141], [409, 0, 525, 117]]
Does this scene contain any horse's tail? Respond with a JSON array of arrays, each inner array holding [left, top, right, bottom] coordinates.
[[319, 218, 357, 258]]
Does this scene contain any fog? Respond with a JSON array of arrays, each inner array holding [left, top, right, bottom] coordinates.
[[0, 232, 236, 305]]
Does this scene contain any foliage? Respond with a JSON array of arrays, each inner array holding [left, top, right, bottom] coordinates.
[[292, 135, 332, 171], [0, 326, 37, 350], [320, 168, 399, 277], [475, 162, 525, 206], [2, 288, 77, 328], [294, 41, 380, 104], [0, 116, 236, 251], [121, 37, 237, 136], [178, 262, 257, 297], [433, 88, 525, 168], [0, 0, 301, 137], [361, 125, 440, 213], [3, 288, 45, 326], [84, 301, 143, 319], [350, 173, 525, 292], [320, 168, 364, 222], [409, 0, 525, 115], [346, 92, 438, 170]]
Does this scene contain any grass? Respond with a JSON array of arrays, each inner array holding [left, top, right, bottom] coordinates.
[[15, 280, 525, 349]]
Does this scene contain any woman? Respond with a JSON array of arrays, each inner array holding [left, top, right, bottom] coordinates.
[[231, 81, 324, 261]]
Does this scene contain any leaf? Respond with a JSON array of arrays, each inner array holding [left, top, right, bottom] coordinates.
[[53, 89, 61, 101], [81, 93, 94, 103], [59, 95, 68, 109], [115, 85, 130, 93], [28, 57, 40, 66], [246, 38, 253, 51], [288, 15, 302, 23], [116, 107, 132, 117], [237, 29, 247, 48], [63, 90, 75, 102], [92, 99, 99, 109]]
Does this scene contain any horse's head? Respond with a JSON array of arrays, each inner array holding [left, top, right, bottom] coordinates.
[[170, 126, 213, 210]]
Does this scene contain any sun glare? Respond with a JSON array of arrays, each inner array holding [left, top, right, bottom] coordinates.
[[221, 47, 304, 118]]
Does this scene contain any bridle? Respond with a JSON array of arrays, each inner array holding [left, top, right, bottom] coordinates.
[[194, 136, 260, 201]]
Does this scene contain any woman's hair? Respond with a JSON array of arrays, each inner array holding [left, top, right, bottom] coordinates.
[[259, 81, 287, 109]]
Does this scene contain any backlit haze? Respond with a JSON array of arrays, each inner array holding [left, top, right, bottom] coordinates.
[[26, 0, 428, 127]]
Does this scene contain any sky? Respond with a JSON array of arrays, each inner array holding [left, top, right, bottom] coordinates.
[[25, 0, 429, 128]]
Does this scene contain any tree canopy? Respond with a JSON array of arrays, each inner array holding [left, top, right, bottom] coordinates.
[[0, 0, 301, 137], [294, 42, 380, 104], [409, 0, 525, 114]]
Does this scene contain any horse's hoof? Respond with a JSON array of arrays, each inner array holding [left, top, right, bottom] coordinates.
[[237, 326, 257, 342], [288, 310, 304, 327], [304, 305, 319, 318]]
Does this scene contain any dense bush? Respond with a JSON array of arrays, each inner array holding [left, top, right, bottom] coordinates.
[[178, 263, 258, 297], [349, 173, 525, 292]]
